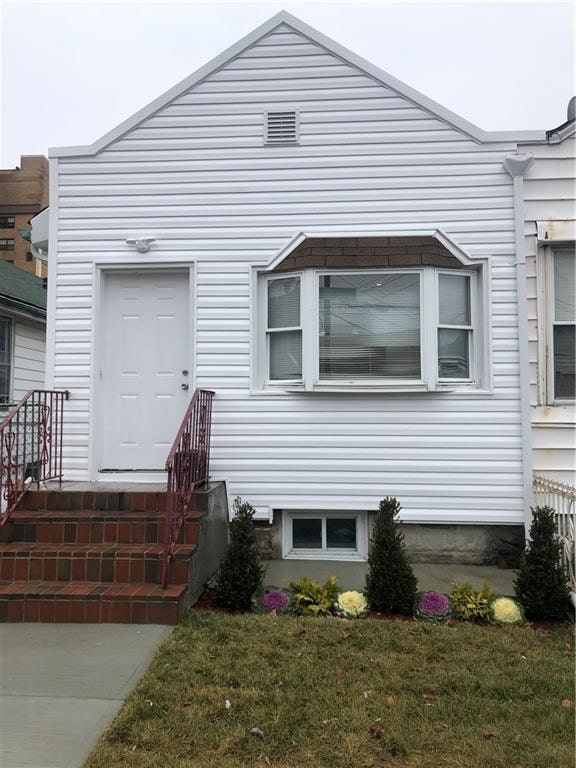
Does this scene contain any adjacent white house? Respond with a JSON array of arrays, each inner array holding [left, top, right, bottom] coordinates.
[[0, 260, 46, 413], [45, 12, 551, 561], [520, 105, 575, 486]]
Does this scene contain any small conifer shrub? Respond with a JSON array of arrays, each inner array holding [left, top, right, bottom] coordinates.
[[213, 497, 264, 611], [514, 506, 571, 621], [365, 497, 418, 615]]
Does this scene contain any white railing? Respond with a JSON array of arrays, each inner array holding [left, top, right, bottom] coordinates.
[[533, 474, 576, 592]]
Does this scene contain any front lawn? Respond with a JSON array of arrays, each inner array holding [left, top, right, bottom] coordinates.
[[86, 612, 574, 768]]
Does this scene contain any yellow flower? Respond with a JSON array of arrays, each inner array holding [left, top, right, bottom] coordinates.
[[337, 591, 367, 617], [492, 597, 522, 624]]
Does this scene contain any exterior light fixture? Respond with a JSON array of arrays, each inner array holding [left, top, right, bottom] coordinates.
[[125, 236, 156, 253]]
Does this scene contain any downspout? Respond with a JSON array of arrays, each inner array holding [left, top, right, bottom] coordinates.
[[503, 153, 535, 536]]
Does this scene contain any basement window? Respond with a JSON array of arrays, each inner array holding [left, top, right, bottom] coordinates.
[[265, 111, 299, 145], [283, 512, 368, 560]]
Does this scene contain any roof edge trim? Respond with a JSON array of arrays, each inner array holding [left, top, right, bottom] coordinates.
[[49, 11, 546, 158], [265, 228, 485, 272]]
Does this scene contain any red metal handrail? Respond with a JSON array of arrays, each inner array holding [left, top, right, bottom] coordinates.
[[0, 389, 69, 525], [162, 389, 214, 588]]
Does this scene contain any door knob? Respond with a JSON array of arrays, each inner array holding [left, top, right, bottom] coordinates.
[[181, 383, 189, 390]]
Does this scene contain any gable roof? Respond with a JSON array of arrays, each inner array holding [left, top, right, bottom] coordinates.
[[0, 261, 47, 318], [49, 10, 544, 159]]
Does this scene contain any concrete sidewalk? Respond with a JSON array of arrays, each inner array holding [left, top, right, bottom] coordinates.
[[0, 624, 172, 768]]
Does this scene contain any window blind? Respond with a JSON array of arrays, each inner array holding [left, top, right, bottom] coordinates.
[[554, 251, 575, 322], [269, 330, 302, 380], [439, 274, 470, 326], [268, 277, 301, 329], [319, 273, 421, 379]]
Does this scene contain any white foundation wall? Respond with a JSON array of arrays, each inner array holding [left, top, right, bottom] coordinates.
[[523, 135, 575, 485], [50, 23, 525, 523]]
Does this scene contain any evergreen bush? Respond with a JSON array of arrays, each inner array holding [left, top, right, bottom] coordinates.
[[514, 506, 571, 621], [213, 496, 264, 611], [365, 497, 418, 615]]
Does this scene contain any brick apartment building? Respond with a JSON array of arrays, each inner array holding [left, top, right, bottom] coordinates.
[[0, 156, 49, 276]]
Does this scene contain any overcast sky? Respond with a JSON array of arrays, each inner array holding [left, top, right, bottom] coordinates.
[[1, 1, 574, 167]]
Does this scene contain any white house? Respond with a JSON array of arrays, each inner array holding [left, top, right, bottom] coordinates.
[[520, 104, 575, 486], [0, 261, 46, 414], [46, 12, 548, 562]]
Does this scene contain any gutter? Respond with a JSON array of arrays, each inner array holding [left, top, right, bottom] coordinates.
[[0, 294, 47, 321], [503, 153, 535, 537]]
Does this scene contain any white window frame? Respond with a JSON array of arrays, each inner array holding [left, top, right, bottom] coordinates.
[[254, 267, 484, 393], [545, 246, 575, 404], [282, 511, 368, 561], [436, 270, 477, 385], [263, 273, 303, 386], [0, 315, 13, 406]]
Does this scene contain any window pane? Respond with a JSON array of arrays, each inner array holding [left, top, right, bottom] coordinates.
[[319, 273, 421, 379], [554, 251, 575, 322], [269, 330, 302, 380], [326, 518, 356, 549], [554, 325, 575, 399], [438, 328, 470, 378], [439, 274, 470, 326], [268, 277, 300, 329], [0, 319, 10, 364], [0, 365, 9, 404], [293, 518, 322, 548]]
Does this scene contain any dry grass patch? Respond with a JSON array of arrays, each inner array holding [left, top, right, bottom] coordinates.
[[86, 611, 574, 768]]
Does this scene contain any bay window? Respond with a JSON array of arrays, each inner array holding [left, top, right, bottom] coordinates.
[[258, 267, 482, 391]]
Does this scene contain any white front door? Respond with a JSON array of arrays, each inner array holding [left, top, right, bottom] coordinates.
[[99, 270, 190, 471]]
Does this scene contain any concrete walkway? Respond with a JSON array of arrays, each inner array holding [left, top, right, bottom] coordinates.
[[0, 624, 172, 768], [264, 560, 517, 594]]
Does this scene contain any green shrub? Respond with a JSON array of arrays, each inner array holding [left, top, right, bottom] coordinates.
[[449, 581, 495, 622], [288, 576, 339, 616], [365, 497, 418, 615], [213, 497, 264, 611], [514, 506, 571, 621]]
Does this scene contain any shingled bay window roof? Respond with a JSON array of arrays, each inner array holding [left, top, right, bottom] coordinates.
[[272, 236, 466, 273]]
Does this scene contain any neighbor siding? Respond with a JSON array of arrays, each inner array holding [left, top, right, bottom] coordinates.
[[12, 320, 46, 400], [523, 135, 575, 484], [51, 24, 525, 523]]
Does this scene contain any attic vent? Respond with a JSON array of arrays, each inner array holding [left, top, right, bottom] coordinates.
[[265, 111, 298, 145]]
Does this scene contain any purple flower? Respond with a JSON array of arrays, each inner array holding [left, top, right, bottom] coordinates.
[[416, 591, 451, 621], [261, 589, 290, 613]]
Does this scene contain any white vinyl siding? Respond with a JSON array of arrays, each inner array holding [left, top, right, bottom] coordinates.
[[50, 23, 525, 523], [523, 134, 576, 484], [12, 321, 46, 401]]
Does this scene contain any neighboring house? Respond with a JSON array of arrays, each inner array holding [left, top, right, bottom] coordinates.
[[521, 103, 575, 486], [45, 12, 550, 563], [0, 156, 49, 277], [0, 260, 47, 413]]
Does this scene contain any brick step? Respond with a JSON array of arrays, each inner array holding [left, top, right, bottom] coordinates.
[[0, 581, 186, 624], [17, 489, 169, 514], [8, 510, 202, 546], [0, 542, 195, 584]]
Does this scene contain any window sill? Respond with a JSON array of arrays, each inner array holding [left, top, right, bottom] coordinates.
[[284, 551, 367, 562], [254, 385, 490, 395]]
